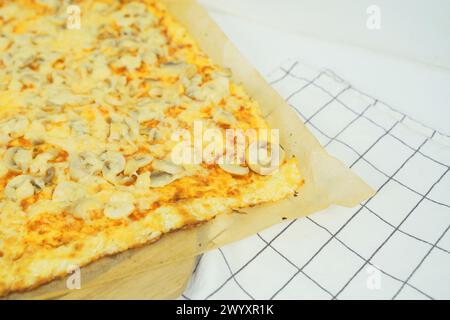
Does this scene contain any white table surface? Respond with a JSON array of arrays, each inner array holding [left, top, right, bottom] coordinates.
[[200, 0, 450, 135]]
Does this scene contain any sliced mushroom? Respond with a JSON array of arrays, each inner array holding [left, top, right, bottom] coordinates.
[[52, 181, 86, 203], [218, 162, 249, 176], [0, 115, 29, 139], [108, 117, 139, 143], [47, 90, 89, 107], [135, 172, 151, 190], [132, 108, 161, 123], [43, 167, 56, 186], [149, 171, 176, 188], [160, 61, 195, 78], [141, 49, 157, 66], [72, 198, 101, 220], [148, 86, 163, 98], [119, 38, 139, 49], [104, 94, 122, 107], [186, 75, 229, 104], [124, 117, 140, 139], [69, 152, 103, 181], [30, 177, 45, 191], [24, 119, 46, 144], [140, 127, 158, 141], [30, 150, 57, 175], [91, 55, 111, 81], [0, 35, 10, 51], [20, 73, 41, 88], [136, 97, 156, 108], [70, 119, 89, 135], [100, 151, 126, 183], [103, 192, 135, 219], [113, 2, 156, 29], [5, 175, 38, 201], [213, 108, 236, 126], [3, 147, 33, 172], [152, 159, 183, 175], [124, 153, 153, 176], [246, 141, 286, 176], [119, 54, 142, 72], [148, 159, 186, 188]]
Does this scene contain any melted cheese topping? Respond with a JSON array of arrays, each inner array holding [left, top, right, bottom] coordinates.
[[0, 0, 303, 296]]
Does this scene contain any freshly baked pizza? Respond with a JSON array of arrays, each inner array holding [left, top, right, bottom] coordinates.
[[0, 0, 303, 296]]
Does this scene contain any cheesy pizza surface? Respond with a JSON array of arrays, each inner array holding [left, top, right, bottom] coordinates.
[[0, 0, 303, 296]]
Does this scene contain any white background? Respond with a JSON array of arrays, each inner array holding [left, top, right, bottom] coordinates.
[[199, 0, 450, 134]]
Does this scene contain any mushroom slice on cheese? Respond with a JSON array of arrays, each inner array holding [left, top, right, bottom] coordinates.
[[42, 167, 56, 186], [103, 191, 135, 219], [149, 171, 176, 188], [118, 54, 142, 72], [0, 115, 29, 139], [186, 74, 230, 104], [246, 141, 286, 175], [124, 153, 153, 176], [100, 151, 126, 183], [73, 198, 102, 220], [218, 162, 249, 176], [213, 108, 236, 126], [69, 152, 103, 181], [5, 175, 40, 201], [149, 159, 185, 187], [30, 151, 57, 175], [103, 94, 122, 107], [134, 172, 151, 191], [152, 159, 183, 175], [52, 181, 86, 203], [3, 147, 33, 172]]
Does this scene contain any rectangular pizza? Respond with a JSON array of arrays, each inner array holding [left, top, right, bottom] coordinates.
[[0, 0, 303, 296]]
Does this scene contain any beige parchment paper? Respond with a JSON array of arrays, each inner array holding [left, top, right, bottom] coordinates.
[[7, 0, 374, 299]]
